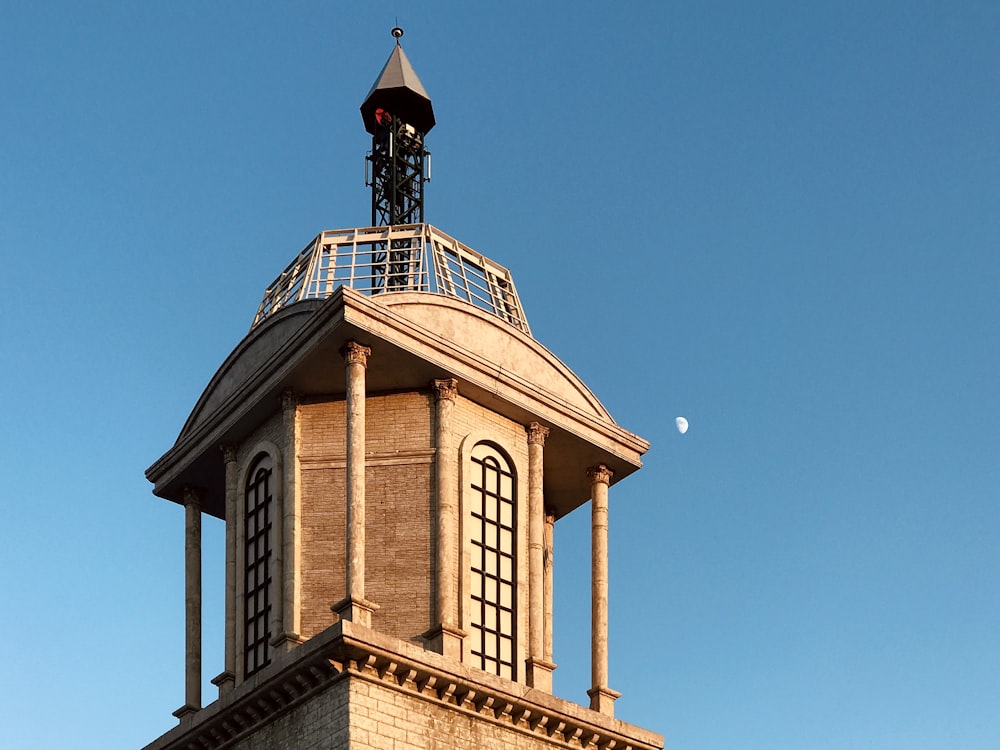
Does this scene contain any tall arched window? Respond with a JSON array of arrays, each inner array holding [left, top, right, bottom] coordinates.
[[244, 453, 274, 677], [468, 443, 516, 679]]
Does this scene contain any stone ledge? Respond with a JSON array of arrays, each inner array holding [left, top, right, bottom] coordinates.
[[140, 619, 663, 750]]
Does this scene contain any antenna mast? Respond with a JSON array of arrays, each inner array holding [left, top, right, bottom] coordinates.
[[361, 28, 436, 289]]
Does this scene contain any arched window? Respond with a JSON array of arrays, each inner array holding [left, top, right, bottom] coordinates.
[[468, 443, 516, 679], [244, 453, 274, 677]]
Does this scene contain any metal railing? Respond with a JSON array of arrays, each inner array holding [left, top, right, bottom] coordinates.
[[251, 224, 530, 335]]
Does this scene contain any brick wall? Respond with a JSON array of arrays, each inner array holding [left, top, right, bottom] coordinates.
[[299, 465, 347, 639], [298, 392, 434, 643]]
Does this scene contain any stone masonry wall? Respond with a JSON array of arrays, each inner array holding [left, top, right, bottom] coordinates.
[[350, 676, 567, 750], [298, 392, 434, 643], [229, 676, 351, 750]]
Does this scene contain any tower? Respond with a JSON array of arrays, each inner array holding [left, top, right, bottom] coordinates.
[[362, 27, 432, 292], [142, 31, 661, 750]]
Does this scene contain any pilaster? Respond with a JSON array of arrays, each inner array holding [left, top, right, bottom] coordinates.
[[587, 464, 617, 716], [175, 486, 202, 719], [212, 445, 238, 695], [275, 389, 303, 650], [333, 341, 379, 627], [426, 378, 466, 659], [543, 507, 555, 663], [526, 422, 555, 691]]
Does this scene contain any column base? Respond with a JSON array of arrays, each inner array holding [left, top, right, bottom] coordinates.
[[422, 623, 467, 660], [587, 686, 622, 717], [331, 596, 380, 628], [271, 632, 306, 652], [211, 671, 235, 696], [525, 657, 557, 692], [172, 704, 200, 722]]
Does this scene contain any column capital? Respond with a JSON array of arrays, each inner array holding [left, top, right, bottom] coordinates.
[[527, 422, 550, 446], [341, 340, 371, 367], [281, 387, 299, 411], [220, 444, 238, 465], [182, 486, 201, 510], [432, 378, 459, 401], [587, 464, 614, 486]]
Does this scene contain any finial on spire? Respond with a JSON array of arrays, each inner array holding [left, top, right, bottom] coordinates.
[[360, 32, 435, 135]]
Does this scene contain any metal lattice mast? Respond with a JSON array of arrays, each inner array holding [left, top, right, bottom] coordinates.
[[361, 28, 436, 290]]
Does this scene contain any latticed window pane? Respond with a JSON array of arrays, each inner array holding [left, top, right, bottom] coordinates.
[[500, 474, 513, 501], [244, 455, 274, 678], [469, 443, 516, 680]]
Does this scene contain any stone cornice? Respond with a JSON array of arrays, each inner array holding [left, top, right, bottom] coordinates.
[[140, 620, 662, 750], [145, 287, 649, 519]]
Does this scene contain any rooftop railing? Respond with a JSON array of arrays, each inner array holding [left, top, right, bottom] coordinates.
[[251, 224, 530, 335]]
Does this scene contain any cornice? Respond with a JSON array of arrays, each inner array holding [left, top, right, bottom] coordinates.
[[141, 621, 662, 750]]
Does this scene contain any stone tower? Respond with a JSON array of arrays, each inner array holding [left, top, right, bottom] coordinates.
[[141, 31, 662, 750]]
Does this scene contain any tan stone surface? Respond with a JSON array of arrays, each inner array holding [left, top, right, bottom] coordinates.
[[147, 287, 648, 520], [142, 620, 662, 750]]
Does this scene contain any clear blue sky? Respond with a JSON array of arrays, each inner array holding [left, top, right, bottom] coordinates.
[[2, 3, 998, 749]]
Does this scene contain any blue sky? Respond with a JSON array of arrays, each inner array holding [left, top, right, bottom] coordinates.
[[1, 2, 998, 749]]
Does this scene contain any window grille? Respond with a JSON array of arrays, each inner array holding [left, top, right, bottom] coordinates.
[[244, 454, 274, 677], [468, 443, 516, 679]]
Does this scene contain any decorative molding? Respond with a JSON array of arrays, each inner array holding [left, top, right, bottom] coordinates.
[[171, 703, 199, 722], [299, 449, 436, 471], [220, 444, 238, 465], [210, 671, 235, 693], [341, 340, 371, 368], [280, 388, 298, 412], [526, 422, 550, 446], [330, 596, 380, 629], [587, 686, 622, 717], [432, 377, 459, 401], [145, 622, 661, 750], [586, 464, 613, 486], [182, 486, 201, 509]]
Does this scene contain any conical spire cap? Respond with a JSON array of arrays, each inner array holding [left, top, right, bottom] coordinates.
[[361, 41, 436, 135]]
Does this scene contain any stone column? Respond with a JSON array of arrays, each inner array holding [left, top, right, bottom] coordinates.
[[587, 465, 620, 716], [525, 422, 555, 691], [174, 487, 202, 720], [276, 389, 302, 649], [332, 341, 378, 627], [427, 378, 465, 658], [543, 508, 555, 664], [211, 446, 238, 695]]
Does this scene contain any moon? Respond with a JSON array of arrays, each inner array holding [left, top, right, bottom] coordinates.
[[675, 417, 689, 434]]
